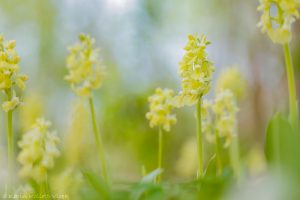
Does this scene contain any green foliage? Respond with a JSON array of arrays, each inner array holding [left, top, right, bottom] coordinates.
[[141, 169, 163, 183], [80, 171, 112, 200], [78, 168, 233, 200], [265, 112, 300, 178], [130, 183, 164, 200], [1, 1, 300, 199]]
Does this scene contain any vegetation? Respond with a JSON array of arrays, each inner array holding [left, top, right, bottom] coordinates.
[[0, 0, 300, 199]]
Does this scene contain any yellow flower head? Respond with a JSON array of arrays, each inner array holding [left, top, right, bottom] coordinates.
[[65, 34, 105, 97], [146, 88, 177, 132], [174, 34, 214, 107], [0, 34, 28, 111], [213, 90, 239, 148], [258, 0, 300, 44], [18, 118, 60, 183], [216, 66, 247, 101]]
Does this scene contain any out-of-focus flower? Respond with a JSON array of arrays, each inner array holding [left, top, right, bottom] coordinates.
[[18, 118, 60, 183], [247, 146, 267, 176], [65, 99, 89, 166], [19, 91, 44, 132], [216, 66, 247, 101], [174, 34, 214, 107], [258, 0, 300, 44], [52, 168, 83, 200], [175, 138, 197, 177], [146, 88, 176, 132], [201, 100, 214, 143], [213, 90, 239, 148], [0, 34, 28, 111], [65, 34, 105, 97]]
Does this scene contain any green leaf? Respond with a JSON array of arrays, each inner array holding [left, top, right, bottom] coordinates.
[[128, 168, 165, 200], [265, 112, 295, 164], [265, 112, 292, 165], [203, 154, 216, 176], [141, 168, 163, 183], [265, 112, 300, 176], [81, 170, 111, 200], [130, 183, 164, 200], [27, 178, 40, 193]]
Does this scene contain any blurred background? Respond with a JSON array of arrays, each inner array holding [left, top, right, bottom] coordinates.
[[0, 0, 299, 184]]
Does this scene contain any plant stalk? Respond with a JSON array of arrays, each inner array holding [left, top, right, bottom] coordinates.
[[7, 89, 13, 191], [157, 126, 163, 183], [196, 98, 203, 178], [230, 134, 241, 182], [41, 173, 53, 200], [89, 96, 109, 183], [215, 130, 223, 176], [283, 43, 298, 128]]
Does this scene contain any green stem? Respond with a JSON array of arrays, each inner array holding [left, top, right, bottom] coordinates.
[[45, 173, 53, 200], [215, 130, 223, 176], [40, 174, 52, 200], [7, 89, 13, 191], [89, 96, 109, 183], [142, 165, 147, 178], [230, 135, 241, 182], [157, 126, 163, 183], [283, 43, 298, 128], [196, 98, 203, 178]]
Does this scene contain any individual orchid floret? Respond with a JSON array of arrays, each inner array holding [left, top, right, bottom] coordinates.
[[2, 91, 20, 112]]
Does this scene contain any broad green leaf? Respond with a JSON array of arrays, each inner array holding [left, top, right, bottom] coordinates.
[[265, 112, 300, 178], [141, 168, 163, 183], [265, 112, 292, 165], [81, 170, 111, 200], [204, 154, 216, 176], [130, 183, 164, 200]]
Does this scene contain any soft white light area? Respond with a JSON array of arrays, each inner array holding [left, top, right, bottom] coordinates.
[[105, 0, 136, 12], [225, 174, 289, 200]]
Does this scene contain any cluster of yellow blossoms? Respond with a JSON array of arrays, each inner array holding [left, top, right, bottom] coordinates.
[[65, 34, 105, 97], [146, 34, 216, 132], [18, 118, 60, 183], [202, 90, 239, 148], [0, 34, 28, 112], [174, 34, 214, 107], [205, 67, 245, 146], [213, 90, 239, 148], [146, 88, 177, 132], [258, 0, 300, 44]]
